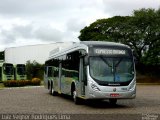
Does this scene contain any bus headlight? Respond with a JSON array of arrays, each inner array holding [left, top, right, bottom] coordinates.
[[90, 83, 101, 91]]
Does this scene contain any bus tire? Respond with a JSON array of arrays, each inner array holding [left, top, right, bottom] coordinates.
[[72, 90, 81, 105], [109, 99, 117, 105], [51, 83, 57, 96], [71, 84, 81, 105], [49, 81, 52, 94]]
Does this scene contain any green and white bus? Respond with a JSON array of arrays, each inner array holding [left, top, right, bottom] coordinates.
[[0, 62, 14, 82], [44, 41, 136, 104], [14, 64, 27, 80]]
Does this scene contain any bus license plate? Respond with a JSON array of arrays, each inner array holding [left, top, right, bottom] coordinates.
[[110, 93, 119, 97]]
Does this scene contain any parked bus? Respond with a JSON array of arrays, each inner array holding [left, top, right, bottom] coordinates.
[[44, 41, 136, 104], [14, 64, 27, 80], [0, 62, 14, 82]]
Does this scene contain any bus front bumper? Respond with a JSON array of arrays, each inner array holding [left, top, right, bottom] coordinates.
[[86, 89, 136, 100]]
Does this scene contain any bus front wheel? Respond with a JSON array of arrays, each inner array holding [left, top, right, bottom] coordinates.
[[72, 90, 81, 105], [71, 86, 80, 105]]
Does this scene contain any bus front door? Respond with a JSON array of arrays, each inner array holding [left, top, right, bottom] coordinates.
[[79, 58, 86, 97]]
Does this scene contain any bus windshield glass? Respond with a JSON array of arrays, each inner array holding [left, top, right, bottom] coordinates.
[[3, 64, 14, 75], [17, 65, 26, 75], [89, 56, 134, 86]]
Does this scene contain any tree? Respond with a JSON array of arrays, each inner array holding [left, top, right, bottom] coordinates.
[[26, 60, 44, 80], [79, 8, 160, 67]]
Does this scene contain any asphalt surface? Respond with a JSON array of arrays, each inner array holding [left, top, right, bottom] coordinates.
[[0, 85, 160, 120]]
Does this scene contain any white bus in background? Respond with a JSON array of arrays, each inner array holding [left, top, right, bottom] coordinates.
[[44, 41, 136, 105]]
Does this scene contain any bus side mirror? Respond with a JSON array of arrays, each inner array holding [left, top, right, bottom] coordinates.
[[84, 56, 89, 66]]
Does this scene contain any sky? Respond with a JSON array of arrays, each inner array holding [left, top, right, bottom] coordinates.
[[0, 0, 159, 51]]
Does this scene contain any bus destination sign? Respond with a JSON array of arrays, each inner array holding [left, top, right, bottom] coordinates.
[[94, 49, 126, 55]]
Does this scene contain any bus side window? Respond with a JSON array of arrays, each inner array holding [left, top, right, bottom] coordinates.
[[54, 67, 59, 77], [62, 51, 80, 81], [48, 67, 52, 77]]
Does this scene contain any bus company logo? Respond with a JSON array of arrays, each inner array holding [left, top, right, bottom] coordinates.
[[113, 88, 116, 92]]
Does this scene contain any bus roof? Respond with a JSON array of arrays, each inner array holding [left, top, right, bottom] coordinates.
[[47, 41, 130, 61], [0, 62, 14, 66], [80, 41, 129, 47]]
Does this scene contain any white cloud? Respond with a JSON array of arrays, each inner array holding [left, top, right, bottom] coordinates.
[[34, 26, 64, 42], [103, 0, 160, 16], [0, 20, 34, 44], [66, 18, 86, 32]]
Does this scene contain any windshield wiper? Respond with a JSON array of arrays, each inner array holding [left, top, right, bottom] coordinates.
[[99, 56, 112, 68]]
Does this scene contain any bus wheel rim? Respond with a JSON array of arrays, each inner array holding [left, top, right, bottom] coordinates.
[[51, 87, 54, 94], [73, 91, 76, 101]]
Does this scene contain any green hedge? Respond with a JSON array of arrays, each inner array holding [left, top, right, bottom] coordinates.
[[3, 78, 41, 87]]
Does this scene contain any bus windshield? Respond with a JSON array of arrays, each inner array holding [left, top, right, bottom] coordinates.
[[89, 56, 134, 86], [17, 65, 26, 75], [3, 64, 14, 75]]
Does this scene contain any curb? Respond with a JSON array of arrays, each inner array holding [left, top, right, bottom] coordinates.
[[2, 86, 44, 90]]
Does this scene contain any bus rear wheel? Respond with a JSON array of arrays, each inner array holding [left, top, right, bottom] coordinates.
[[50, 83, 57, 96], [51, 87, 57, 96]]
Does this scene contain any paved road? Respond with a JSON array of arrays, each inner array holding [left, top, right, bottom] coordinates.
[[0, 85, 160, 120]]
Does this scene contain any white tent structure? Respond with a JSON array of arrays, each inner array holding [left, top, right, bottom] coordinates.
[[5, 42, 74, 64]]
